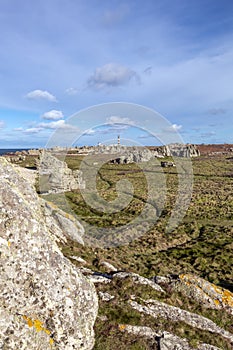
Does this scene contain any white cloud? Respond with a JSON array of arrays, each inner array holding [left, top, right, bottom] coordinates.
[[25, 89, 57, 102], [41, 110, 64, 120], [87, 63, 139, 90], [106, 116, 135, 125], [65, 87, 79, 95], [0, 120, 5, 129], [163, 124, 182, 133], [15, 120, 78, 136], [38, 120, 78, 130], [38, 120, 67, 129], [24, 127, 42, 134]]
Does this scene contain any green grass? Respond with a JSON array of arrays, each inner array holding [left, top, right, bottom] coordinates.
[[92, 276, 233, 350], [34, 151, 233, 348]]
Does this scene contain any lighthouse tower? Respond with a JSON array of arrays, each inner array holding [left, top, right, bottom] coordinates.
[[117, 135, 120, 146]]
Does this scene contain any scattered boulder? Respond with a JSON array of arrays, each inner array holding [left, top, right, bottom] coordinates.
[[99, 261, 118, 272], [98, 291, 115, 302], [38, 150, 85, 194]]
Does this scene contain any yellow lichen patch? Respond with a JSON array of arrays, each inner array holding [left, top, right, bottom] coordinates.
[[34, 319, 44, 332], [64, 212, 75, 221], [222, 290, 233, 307], [23, 315, 33, 327], [118, 324, 126, 331], [22, 315, 51, 340], [7, 241, 11, 248], [49, 338, 54, 345], [179, 273, 233, 309], [47, 201, 58, 210]]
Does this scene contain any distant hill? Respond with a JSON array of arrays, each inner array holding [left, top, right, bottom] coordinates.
[[196, 144, 233, 155]]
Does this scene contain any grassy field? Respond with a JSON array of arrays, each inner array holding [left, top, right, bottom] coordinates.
[[35, 152, 233, 287], [20, 151, 233, 348]]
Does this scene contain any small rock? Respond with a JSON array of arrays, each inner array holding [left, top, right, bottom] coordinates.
[[98, 291, 115, 302]]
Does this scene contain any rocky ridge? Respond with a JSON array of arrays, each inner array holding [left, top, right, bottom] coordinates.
[[0, 157, 97, 350], [76, 260, 233, 349]]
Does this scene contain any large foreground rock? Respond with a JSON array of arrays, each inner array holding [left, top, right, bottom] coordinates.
[[0, 158, 98, 349]]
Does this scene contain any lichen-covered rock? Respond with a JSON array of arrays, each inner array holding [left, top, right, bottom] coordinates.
[[159, 331, 221, 350], [160, 143, 200, 157], [38, 150, 85, 194], [118, 325, 221, 350], [91, 145, 153, 164], [42, 201, 84, 245], [178, 274, 233, 315], [129, 299, 233, 343], [112, 271, 165, 292], [0, 157, 98, 349]]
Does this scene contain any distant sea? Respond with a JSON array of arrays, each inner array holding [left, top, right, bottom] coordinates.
[[0, 149, 30, 156]]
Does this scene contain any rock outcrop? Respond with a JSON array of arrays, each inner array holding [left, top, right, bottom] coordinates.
[[90, 145, 153, 164], [177, 274, 233, 314], [77, 262, 233, 349], [89, 143, 200, 161], [38, 150, 85, 194], [153, 143, 200, 158], [0, 157, 98, 349]]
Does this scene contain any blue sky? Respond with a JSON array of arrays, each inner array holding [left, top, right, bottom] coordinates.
[[0, 0, 233, 147]]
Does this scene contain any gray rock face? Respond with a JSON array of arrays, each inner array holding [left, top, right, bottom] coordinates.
[[129, 299, 233, 343], [43, 201, 85, 245], [119, 326, 221, 350], [0, 157, 98, 349], [38, 150, 85, 194], [88, 143, 200, 162], [91, 145, 153, 164], [160, 144, 200, 157]]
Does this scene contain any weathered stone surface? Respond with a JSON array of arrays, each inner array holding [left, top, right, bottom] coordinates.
[[118, 326, 221, 350], [43, 201, 84, 245], [155, 273, 233, 315], [119, 324, 159, 339], [98, 291, 115, 302], [178, 274, 233, 315], [99, 261, 118, 272], [112, 271, 165, 292], [91, 145, 153, 164], [160, 144, 200, 158], [129, 299, 233, 343], [0, 157, 98, 349], [89, 143, 200, 161], [159, 331, 221, 350], [15, 166, 37, 186], [38, 150, 85, 194]]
